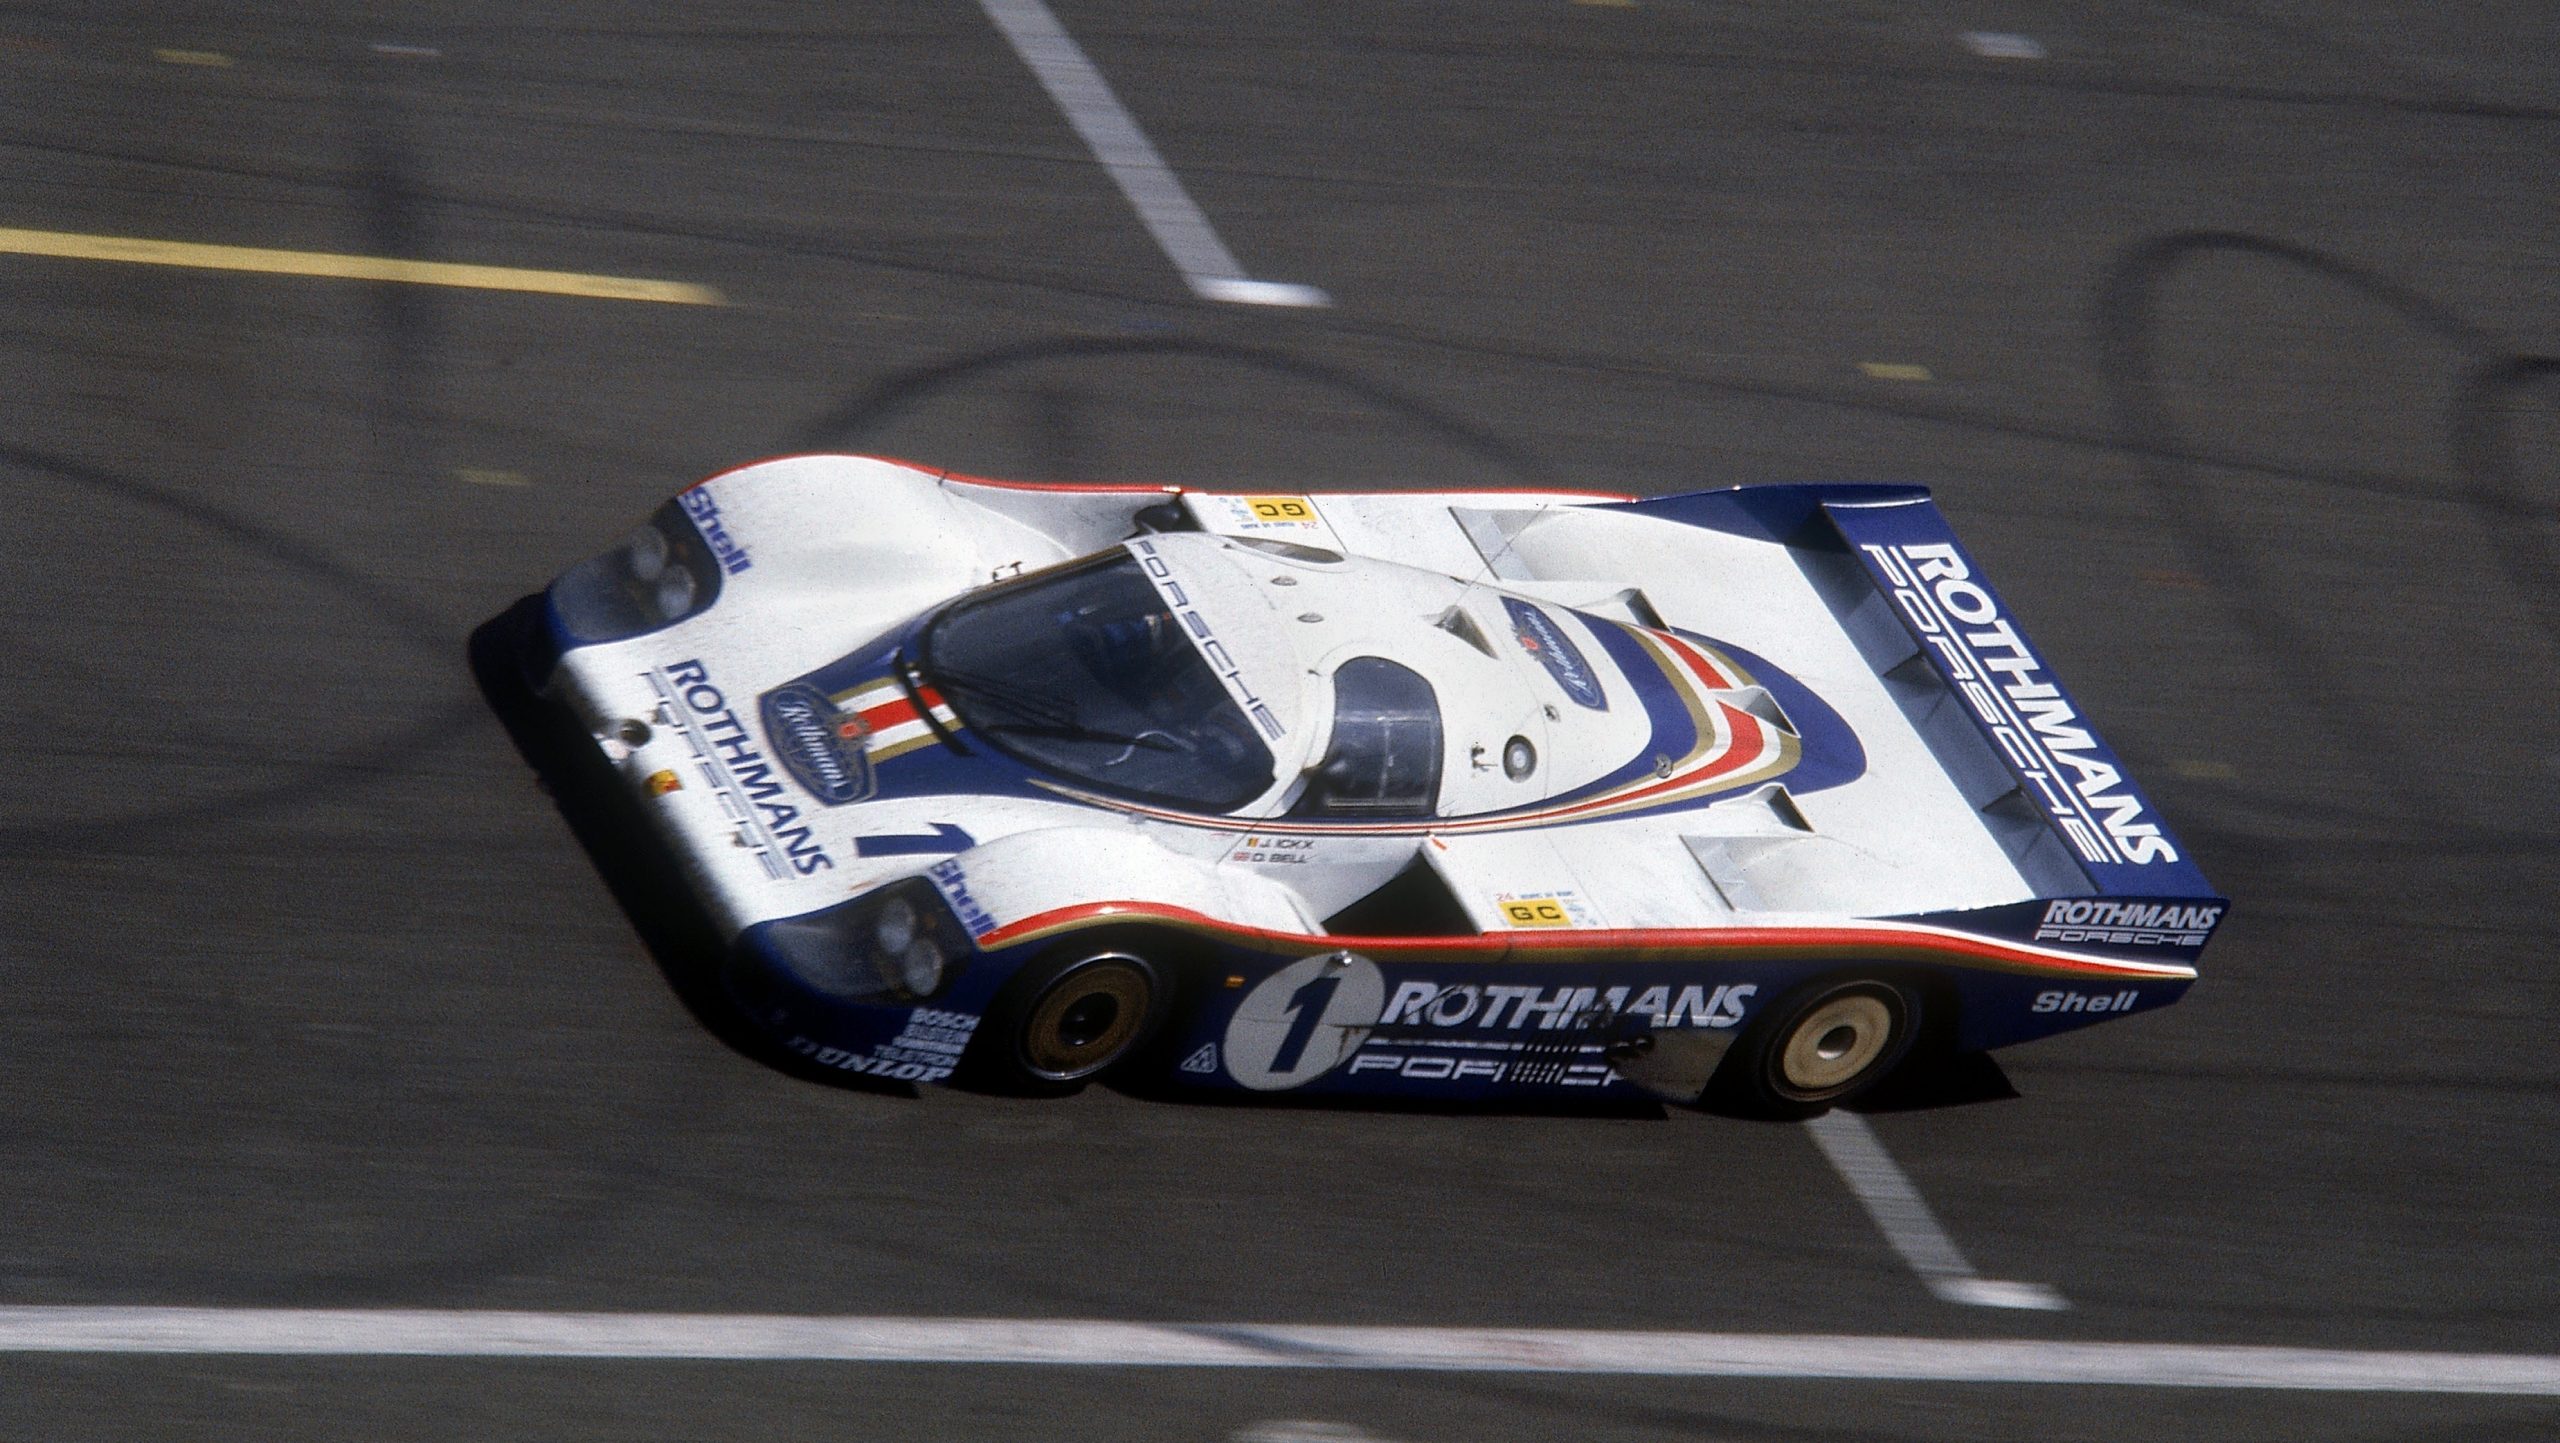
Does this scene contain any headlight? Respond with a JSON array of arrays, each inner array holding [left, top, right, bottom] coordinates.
[[545, 500, 724, 644], [653, 565, 697, 618], [627, 523, 670, 581], [751, 880, 970, 1005], [874, 895, 919, 954], [894, 938, 944, 996]]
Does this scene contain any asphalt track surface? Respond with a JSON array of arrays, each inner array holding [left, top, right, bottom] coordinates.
[[4, 3, 2558, 1439]]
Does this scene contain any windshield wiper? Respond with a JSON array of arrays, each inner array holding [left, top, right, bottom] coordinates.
[[973, 720, 1187, 755], [917, 657, 1077, 728], [922, 658, 1187, 757], [891, 650, 971, 755]]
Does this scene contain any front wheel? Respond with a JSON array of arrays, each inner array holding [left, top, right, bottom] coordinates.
[[965, 947, 1171, 1094], [1714, 979, 1917, 1117]]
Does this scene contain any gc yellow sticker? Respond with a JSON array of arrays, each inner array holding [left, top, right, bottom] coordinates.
[[1243, 496, 1317, 523], [1498, 898, 1574, 928], [1205, 493, 1334, 540], [1493, 889, 1598, 929]]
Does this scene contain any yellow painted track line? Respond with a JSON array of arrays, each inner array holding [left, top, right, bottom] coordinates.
[[0, 227, 724, 305]]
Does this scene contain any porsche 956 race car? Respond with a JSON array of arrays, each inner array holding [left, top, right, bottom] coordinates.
[[494, 454, 2222, 1114]]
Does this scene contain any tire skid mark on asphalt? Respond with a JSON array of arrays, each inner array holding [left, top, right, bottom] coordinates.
[[2095, 229, 2560, 835], [791, 333, 1558, 486], [0, 443, 481, 851]]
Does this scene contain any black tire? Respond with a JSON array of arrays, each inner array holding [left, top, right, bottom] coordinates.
[[966, 945, 1172, 1094], [1713, 978, 1918, 1118]]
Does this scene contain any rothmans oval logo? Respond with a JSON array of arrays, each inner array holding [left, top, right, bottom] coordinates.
[[760, 683, 876, 806], [1502, 598, 1608, 711]]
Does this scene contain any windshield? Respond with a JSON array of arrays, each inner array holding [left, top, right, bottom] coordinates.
[[919, 552, 1278, 812]]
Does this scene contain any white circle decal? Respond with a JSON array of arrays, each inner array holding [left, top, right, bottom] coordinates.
[[1221, 952, 1385, 1092]]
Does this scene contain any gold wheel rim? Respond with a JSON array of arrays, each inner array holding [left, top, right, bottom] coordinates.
[[1022, 960, 1151, 1079], [1778, 992, 1895, 1096]]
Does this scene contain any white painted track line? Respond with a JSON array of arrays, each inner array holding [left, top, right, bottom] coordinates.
[[1804, 1111, 2068, 1311], [975, 0, 1330, 307], [2, 1309, 2557, 1392]]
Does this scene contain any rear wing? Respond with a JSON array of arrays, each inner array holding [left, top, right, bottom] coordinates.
[[1602, 484, 2217, 903]]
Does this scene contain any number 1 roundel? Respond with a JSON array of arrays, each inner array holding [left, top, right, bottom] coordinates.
[[1222, 953, 1385, 1091]]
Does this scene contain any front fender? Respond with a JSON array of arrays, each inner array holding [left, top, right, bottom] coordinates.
[[922, 826, 1318, 953]]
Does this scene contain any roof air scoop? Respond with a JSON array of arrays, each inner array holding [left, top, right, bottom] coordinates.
[[1434, 605, 1496, 656], [1559, 586, 1669, 630], [1720, 782, 1815, 834], [1605, 588, 1669, 630], [1723, 685, 1799, 736]]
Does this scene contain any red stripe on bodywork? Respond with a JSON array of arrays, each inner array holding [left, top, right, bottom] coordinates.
[[857, 685, 944, 731], [1655, 630, 1735, 689], [860, 696, 919, 730], [1698, 703, 1764, 782], [936, 467, 1180, 493], [1530, 702, 1764, 821], [971, 901, 2193, 980]]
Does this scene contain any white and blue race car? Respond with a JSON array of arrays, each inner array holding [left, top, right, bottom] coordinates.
[[491, 455, 2222, 1114]]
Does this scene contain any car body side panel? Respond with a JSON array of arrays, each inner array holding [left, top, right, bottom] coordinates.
[[726, 902, 2196, 1098]]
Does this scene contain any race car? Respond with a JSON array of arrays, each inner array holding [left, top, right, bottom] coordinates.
[[488, 454, 2223, 1115]]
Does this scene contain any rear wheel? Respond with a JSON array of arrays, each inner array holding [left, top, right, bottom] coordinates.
[[1716, 979, 1917, 1117], [968, 947, 1170, 1093]]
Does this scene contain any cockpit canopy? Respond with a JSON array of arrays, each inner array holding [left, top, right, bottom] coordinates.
[[1287, 657, 1442, 819], [916, 532, 1847, 826]]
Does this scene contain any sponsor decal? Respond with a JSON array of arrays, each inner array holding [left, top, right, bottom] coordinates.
[[759, 682, 876, 806], [678, 487, 753, 575], [643, 768, 682, 796], [1863, 541, 2176, 865], [1377, 981, 1757, 1031], [1222, 954, 1387, 1091], [854, 823, 976, 857], [1239, 496, 1316, 526], [1346, 1052, 1618, 1087], [783, 1008, 978, 1083], [1491, 889, 1597, 929], [1131, 538, 1287, 740], [1502, 597, 1608, 711], [2033, 899, 2223, 947], [1205, 493, 1336, 543], [649, 660, 834, 879], [926, 858, 998, 940], [1180, 1044, 1220, 1075], [826, 674, 960, 765], [2031, 989, 2141, 1015]]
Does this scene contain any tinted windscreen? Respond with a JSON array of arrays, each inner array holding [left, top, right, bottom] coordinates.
[[1290, 656, 1442, 818], [920, 553, 1277, 811]]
